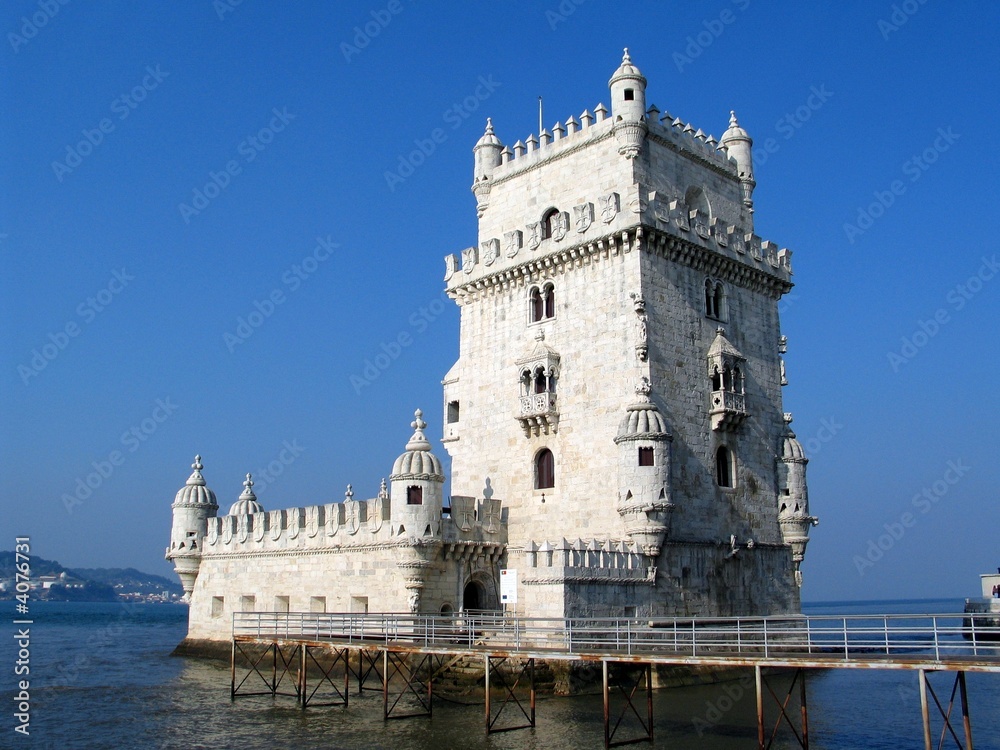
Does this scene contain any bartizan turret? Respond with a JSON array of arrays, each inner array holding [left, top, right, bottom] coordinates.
[[472, 118, 503, 217], [777, 414, 818, 586], [390, 409, 446, 611], [614, 378, 674, 557], [609, 48, 648, 159], [720, 111, 756, 224], [166, 455, 219, 601]]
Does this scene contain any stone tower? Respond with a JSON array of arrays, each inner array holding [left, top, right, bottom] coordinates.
[[441, 50, 814, 619]]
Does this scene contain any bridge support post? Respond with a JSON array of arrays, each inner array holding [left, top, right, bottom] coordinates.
[[602, 660, 653, 748], [918, 669, 974, 750], [755, 666, 808, 749]]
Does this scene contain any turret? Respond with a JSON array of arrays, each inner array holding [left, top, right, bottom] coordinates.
[[472, 118, 503, 217], [777, 414, 818, 586], [720, 111, 756, 220], [608, 48, 648, 159], [166, 455, 219, 602], [614, 378, 674, 557]]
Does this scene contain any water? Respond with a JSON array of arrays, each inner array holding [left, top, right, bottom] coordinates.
[[2, 599, 998, 749]]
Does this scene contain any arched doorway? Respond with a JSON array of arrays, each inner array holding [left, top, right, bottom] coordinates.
[[463, 581, 482, 611]]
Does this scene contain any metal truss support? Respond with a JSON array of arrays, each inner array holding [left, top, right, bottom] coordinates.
[[602, 660, 653, 748], [299, 645, 350, 708], [919, 670, 973, 750], [230, 640, 301, 701], [756, 665, 808, 750], [349, 648, 384, 694], [484, 656, 536, 734], [382, 650, 436, 721]]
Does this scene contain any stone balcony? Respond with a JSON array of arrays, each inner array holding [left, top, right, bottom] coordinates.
[[517, 392, 558, 436], [710, 389, 747, 431]]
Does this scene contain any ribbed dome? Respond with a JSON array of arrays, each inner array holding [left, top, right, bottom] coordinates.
[[721, 111, 750, 143], [475, 118, 502, 148], [781, 415, 808, 461], [391, 409, 445, 480], [173, 455, 218, 507], [609, 48, 646, 86], [228, 473, 264, 515], [615, 378, 670, 442]]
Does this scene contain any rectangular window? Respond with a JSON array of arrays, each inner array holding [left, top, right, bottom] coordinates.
[[240, 595, 255, 612], [310, 596, 326, 613], [447, 401, 460, 423], [407, 486, 423, 505], [638, 447, 654, 466], [274, 595, 290, 613], [351, 596, 368, 614], [211, 596, 224, 618]]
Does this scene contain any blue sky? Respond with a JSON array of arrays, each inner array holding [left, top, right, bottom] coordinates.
[[2, 1, 997, 603]]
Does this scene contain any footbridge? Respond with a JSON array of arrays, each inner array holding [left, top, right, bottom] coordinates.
[[230, 611, 1000, 749]]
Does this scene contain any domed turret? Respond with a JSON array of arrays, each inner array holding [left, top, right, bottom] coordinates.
[[229, 473, 264, 516], [614, 378, 673, 556], [472, 118, 504, 217], [166, 455, 219, 602], [720, 111, 756, 217], [390, 409, 445, 539], [777, 414, 818, 585], [608, 48, 648, 159]]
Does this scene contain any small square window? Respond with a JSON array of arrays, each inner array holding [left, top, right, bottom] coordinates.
[[624, 88, 634, 101], [447, 401, 460, 423], [638, 447, 654, 466], [407, 486, 423, 505], [211, 596, 224, 618], [274, 595, 290, 613], [310, 596, 326, 613]]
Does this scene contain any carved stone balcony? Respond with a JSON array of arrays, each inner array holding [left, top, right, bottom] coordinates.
[[517, 392, 558, 436], [710, 389, 747, 431]]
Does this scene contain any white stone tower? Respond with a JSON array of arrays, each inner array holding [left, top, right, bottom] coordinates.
[[165, 455, 218, 601], [442, 49, 814, 619]]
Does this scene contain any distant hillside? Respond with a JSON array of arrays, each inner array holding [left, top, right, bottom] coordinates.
[[0, 551, 182, 601]]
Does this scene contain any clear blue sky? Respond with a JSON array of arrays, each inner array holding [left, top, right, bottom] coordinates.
[[3, 1, 997, 603]]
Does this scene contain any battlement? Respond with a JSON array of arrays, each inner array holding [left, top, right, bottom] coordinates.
[[201, 494, 503, 557], [511, 538, 657, 585]]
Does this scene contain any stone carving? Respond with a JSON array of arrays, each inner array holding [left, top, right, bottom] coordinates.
[[482, 497, 501, 534], [729, 228, 746, 254], [574, 202, 594, 233], [749, 235, 762, 260], [206, 519, 218, 545], [481, 238, 500, 266], [237, 515, 249, 543], [451, 495, 475, 532], [462, 246, 478, 274], [551, 211, 569, 241], [669, 199, 690, 231], [443, 254, 458, 282], [370, 496, 384, 533], [692, 211, 710, 239], [504, 229, 522, 258], [526, 222, 542, 250], [599, 192, 620, 224], [269, 510, 283, 541], [253, 514, 265, 542], [325, 502, 341, 536], [653, 201, 670, 227], [407, 589, 420, 613], [306, 506, 320, 538], [222, 517, 233, 544], [288, 508, 301, 540]]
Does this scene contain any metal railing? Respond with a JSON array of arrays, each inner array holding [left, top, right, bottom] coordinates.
[[232, 611, 1000, 664]]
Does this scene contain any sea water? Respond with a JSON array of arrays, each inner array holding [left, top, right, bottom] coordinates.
[[2, 599, 998, 749]]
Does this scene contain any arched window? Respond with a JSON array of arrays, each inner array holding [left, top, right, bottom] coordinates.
[[705, 279, 725, 319], [716, 446, 734, 488], [535, 448, 555, 489], [529, 284, 555, 323], [541, 208, 558, 240]]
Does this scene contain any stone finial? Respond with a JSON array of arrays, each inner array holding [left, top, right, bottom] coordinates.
[[647, 104, 660, 120], [187, 455, 206, 486], [594, 103, 608, 121], [345, 484, 354, 501], [783, 412, 793, 425], [622, 47, 631, 63], [534, 328, 545, 342], [540, 128, 552, 146], [526, 134, 538, 152], [565, 115, 579, 134], [729, 110, 739, 129], [635, 376, 652, 399], [513, 140, 526, 157], [240, 473, 256, 500], [405, 409, 432, 452], [580, 109, 594, 127], [552, 121, 565, 140], [500, 145, 512, 165]]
